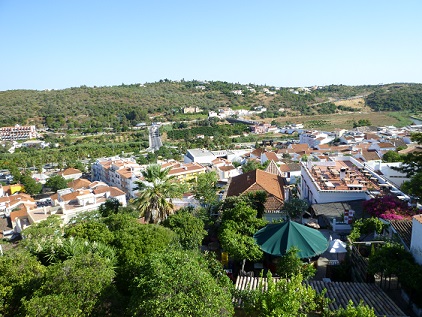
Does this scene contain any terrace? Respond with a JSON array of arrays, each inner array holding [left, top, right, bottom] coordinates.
[[308, 160, 380, 192]]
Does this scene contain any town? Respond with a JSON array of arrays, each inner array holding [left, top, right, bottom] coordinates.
[[1, 111, 422, 316]]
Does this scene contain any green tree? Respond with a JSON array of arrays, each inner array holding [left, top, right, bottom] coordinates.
[[238, 271, 318, 317], [382, 150, 403, 162], [332, 300, 377, 317], [276, 247, 316, 280], [128, 249, 234, 317], [219, 200, 267, 271], [133, 164, 184, 223], [0, 248, 46, 317], [282, 197, 309, 219], [45, 175, 68, 192], [20, 172, 42, 195], [98, 198, 121, 217], [242, 160, 265, 173], [64, 220, 114, 245], [162, 210, 207, 250], [22, 253, 115, 317], [193, 171, 219, 208]]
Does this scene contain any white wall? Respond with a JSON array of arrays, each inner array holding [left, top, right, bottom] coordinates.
[[411, 217, 422, 265]]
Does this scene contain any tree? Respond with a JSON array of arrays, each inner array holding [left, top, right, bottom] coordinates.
[[395, 133, 422, 177], [0, 248, 46, 317], [241, 160, 262, 173], [22, 253, 115, 317], [45, 175, 68, 192], [218, 200, 267, 271], [382, 150, 403, 163], [111, 223, 178, 293], [193, 171, 219, 208], [133, 164, 184, 223], [282, 197, 309, 219], [162, 210, 207, 250], [401, 172, 422, 199], [238, 271, 318, 317], [98, 198, 121, 217], [276, 247, 316, 280], [20, 172, 42, 195], [128, 249, 234, 317], [64, 220, 114, 245]]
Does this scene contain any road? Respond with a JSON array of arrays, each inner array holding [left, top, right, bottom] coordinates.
[[148, 125, 162, 151]]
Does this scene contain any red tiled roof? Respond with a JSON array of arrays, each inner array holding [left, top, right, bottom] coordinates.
[[414, 214, 422, 225], [68, 178, 91, 190], [10, 209, 29, 222], [226, 169, 285, 210], [377, 142, 395, 148], [59, 168, 82, 176], [264, 152, 279, 162]]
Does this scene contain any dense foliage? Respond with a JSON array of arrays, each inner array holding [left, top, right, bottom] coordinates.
[[2, 81, 420, 133], [368, 242, 422, 304], [365, 83, 422, 112]]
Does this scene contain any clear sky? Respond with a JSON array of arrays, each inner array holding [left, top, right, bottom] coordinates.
[[1, 0, 421, 91]]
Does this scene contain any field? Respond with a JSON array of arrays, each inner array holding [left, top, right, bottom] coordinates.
[[266, 111, 412, 130]]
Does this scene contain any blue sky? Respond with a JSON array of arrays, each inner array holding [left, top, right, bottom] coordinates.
[[1, 1, 421, 90]]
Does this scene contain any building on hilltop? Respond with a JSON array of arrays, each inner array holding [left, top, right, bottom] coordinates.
[[0, 124, 37, 141]]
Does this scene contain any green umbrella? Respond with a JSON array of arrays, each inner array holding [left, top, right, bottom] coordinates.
[[253, 220, 328, 258]]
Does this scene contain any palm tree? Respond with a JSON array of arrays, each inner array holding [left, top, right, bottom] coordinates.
[[133, 164, 183, 224]]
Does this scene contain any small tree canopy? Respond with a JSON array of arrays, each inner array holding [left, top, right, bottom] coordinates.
[[128, 249, 234, 317], [162, 210, 207, 250]]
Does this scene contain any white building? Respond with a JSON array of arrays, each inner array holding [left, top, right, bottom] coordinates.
[[300, 130, 334, 148], [300, 156, 408, 204], [410, 215, 422, 265]]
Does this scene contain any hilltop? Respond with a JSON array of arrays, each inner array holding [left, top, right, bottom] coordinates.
[[1, 80, 421, 132]]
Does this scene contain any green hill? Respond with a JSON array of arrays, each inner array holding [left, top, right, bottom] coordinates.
[[0, 80, 421, 132]]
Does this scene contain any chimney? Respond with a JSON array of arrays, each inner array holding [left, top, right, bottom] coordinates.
[[339, 167, 346, 180]]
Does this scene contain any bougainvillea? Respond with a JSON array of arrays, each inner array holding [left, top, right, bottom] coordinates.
[[363, 195, 416, 220]]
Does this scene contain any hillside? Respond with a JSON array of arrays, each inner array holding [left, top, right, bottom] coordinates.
[[0, 81, 421, 132]]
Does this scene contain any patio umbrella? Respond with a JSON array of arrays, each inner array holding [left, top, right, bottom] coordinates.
[[253, 220, 329, 259], [328, 239, 347, 253]]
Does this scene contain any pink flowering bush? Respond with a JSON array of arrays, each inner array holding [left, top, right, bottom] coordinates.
[[363, 195, 416, 220]]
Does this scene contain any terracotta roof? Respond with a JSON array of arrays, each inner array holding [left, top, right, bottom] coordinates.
[[289, 143, 310, 152], [317, 144, 330, 149], [263, 152, 279, 162], [251, 148, 265, 157], [286, 163, 301, 172], [167, 162, 206, 176], [93, 186, 111, 195], [59, 168, 82, 176], [361, 149, 380, 161], [89, 181, 108, 189], [226, 169, 285, 210], [390, 219, 412, 250], [60, 190, 91, 202], [365, 133, 380, 140], [61, 192, 80, 202], [10, 209, 29, 223], [278, 164, 290, 172], [377, 142, 395, 149], [218, 165, 235, 172], [116, 167, 135, 179], [68, 178, 91, 190], [414, 214, 422, 225], [109, 187, 125, 197]]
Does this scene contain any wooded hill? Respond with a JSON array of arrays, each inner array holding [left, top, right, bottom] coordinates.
[[0, 80, 421, 132]]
